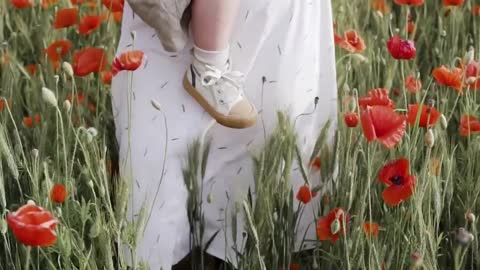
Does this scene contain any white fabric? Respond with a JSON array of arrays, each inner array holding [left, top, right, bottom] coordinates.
[[111, 0, 337, 269]]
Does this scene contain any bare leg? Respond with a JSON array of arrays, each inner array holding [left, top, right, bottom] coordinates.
[[191, 0, 240, 51]]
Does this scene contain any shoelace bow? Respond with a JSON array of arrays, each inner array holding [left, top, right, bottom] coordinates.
[[200, 64, 245, 104]]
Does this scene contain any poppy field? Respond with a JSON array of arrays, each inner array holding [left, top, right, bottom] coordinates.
[[1, 0, 480, 269]]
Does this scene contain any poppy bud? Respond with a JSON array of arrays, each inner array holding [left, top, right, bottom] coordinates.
[[455, 227, 474, 246], [31, 148, 39, 159], [62, 61, 74, 77], [440, 30, 447, 37], [425, 129, 434, 148], [273, 211, 278, 222], [42, 87, 58, 107], [99, 185, 105, 197], [87, 127, 98, 137], [466, 77, 477, 85], [150, 99, 162, 111], [88, 180, 94, 189], [63, 100, 71, 112], [330, 218, 341, 234], [27, 199, 36, 205], [410, 251, 423, 268], [464, 47, 475, 64], [465, 211, 476, 223], [375, 11, 383, 18], [312, 257, 319, 269], [440, 114, 448, 129]]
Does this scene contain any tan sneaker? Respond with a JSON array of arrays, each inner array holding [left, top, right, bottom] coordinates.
[[183, 57, 257, 129]]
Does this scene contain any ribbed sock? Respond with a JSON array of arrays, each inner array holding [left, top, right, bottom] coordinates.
[[193, 44, 230, 69]]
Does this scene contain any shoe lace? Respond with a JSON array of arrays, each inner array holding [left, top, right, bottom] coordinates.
[[200, 63, 245, 105]]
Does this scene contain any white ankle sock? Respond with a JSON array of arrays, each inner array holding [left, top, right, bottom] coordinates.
[[193, 44, 230, 69]]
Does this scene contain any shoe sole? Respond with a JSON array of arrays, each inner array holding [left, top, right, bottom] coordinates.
[[182, 74, 257, 129]]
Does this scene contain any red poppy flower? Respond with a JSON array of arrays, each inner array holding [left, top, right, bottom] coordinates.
[[101, 0, 124, 12], [296, 185, 315, 204], [43, 40, 73, 70], [466, 60, 479, 90], [53, 8, 78, 29], [71, 0, 85, 4], [443, 0, 464, 6], [362, 222, 380, 237], [0, 99, 12, 112], [344, 112, 359, 127], [68, 92, 85, 105], [78, 15, 103, 36], [394, 0, 424, 6], [310, 156, 321, 172], [460, 115, 480, 136], [24, 113, 40, 128], [50, 184, 67, 203], [72, 47, 107, 76], [7, 204, 59, 246], [407, 104, 441, 127], [113, 11, 123, 23], [358, 88, 395, 109], [378, 158, 416, 206], [473, 6, 480, 16], [407, 20, 416, 34], [41, 0, 57, 9], [372, 0, 389, 14], [101, 70, 113, 85], [405, 75, 422, 93], [360, 105, 407, 149], [10, 0, 33, 8], [112, 50, 144, 75], [316, 208, 349, 243], [387, 35, 416, 60], [25, 64, 37, 75], [432, 65, 463, 92], [335, 30, 366, 53], [289, 264, 300, 270]]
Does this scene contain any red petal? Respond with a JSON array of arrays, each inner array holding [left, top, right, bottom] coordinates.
[[371, 107, 406, 148], [378, 158, 410, 185], [407, 104, 441, 127], [382, 175, 416, 206], [316, 216, 333, 241], [360, 107, 377, 142]]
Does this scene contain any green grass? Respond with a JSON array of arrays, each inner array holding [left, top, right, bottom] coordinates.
[[1, 0, 480, 269]]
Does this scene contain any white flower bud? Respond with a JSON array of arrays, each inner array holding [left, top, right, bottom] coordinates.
[[62, 62, 74, 77], [87, 127, 98, 137], [441, 30, 447, 37], [88, 180, 94, 189], [42, 87, 58, 107], [31, 148, 39, 159], [466, 211, 476, 223], [464, 47, 475, 64], [150, 99, 162, 111], [440, 114, 448, 129], [63, 100, 71, 113], [466, 77, 477, 85], [375, 10, 383, 18], [27, 200, 36, 206], [425, 129, 435, 148]]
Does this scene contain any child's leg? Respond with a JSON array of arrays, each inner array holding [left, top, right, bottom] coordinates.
[[191, 0, 240, 67]]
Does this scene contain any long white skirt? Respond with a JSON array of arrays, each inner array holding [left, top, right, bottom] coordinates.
[[111, 0, 337, 269]]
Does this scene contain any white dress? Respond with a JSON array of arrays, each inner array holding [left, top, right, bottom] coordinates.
[[111, 0, 337, 269]]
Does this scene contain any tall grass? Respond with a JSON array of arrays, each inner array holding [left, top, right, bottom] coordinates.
[[1, 0, 480, 269]]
